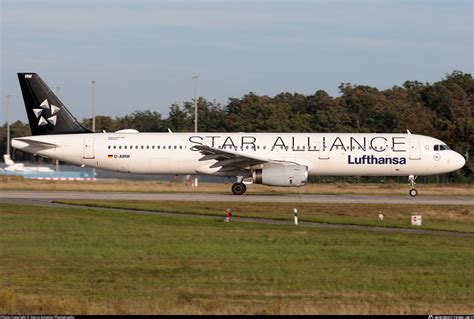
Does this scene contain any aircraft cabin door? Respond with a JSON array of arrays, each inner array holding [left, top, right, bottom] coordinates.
[[318, 139, 329, 159], [409, 138, 421, 160], [83, 137, 95, 159]]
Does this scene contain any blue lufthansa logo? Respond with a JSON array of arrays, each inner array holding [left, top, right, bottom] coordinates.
[[348, 155, 407, 165]]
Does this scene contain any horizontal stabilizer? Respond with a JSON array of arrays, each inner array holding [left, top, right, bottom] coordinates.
[[13, 137, 57, 149]]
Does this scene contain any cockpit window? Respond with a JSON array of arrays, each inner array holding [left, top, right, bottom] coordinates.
[[434, 144, 450, 151]]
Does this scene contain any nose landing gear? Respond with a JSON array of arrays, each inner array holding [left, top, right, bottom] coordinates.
[[408, 175, 418, 197]]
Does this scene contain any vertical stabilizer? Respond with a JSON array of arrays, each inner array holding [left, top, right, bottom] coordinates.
[[17, 73, 91, 135]]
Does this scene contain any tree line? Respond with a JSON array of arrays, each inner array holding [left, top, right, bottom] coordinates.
[[1, 71, 472, 182]]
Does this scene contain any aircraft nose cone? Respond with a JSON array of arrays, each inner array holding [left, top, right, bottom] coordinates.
[[453, 152, 466, 170]]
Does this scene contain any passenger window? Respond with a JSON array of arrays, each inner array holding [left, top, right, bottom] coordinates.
[[108, 146, 111, 149], [141, 146, 144, 149], [124, 146, 127, 149], [119, 146, 122, 149], [157, 146, 160, 149], [135, 146, 138, 149], [434, 145, 439, 151], [174, 146, 177, 149], [179, 146, 182, 149], [152, 146, 155, 149], [113, 146, 116, 149]]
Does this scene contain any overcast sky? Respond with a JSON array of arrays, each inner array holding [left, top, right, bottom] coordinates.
[[1, 0, 472, 122]]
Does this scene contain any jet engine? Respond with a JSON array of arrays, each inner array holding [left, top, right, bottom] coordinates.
[[252, 164, 308, 187]]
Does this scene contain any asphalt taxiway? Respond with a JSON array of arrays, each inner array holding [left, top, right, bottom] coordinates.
[[0, 190, 473, 205]]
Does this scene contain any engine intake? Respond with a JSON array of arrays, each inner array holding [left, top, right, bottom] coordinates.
[[253, 164, 308, 187]]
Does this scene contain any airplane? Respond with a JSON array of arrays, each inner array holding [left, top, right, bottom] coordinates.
[[11, 73, 466, 196]]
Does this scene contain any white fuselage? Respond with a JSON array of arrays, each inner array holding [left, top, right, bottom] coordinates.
[[12, 132, 465, 178]]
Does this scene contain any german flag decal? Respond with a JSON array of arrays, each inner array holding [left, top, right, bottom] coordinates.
[[107, 154, 113, 158]]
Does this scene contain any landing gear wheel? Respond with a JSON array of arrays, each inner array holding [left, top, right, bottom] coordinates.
[[408, 175, 418, 197], [231, 182, 246, 195]]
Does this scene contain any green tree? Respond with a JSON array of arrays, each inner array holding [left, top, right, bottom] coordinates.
[[116, 110, 165, 132], [81, 115, 118, 132], [166, 103, 192, 132], [307, 90, 352, 132], [225, 93, 287, 132]]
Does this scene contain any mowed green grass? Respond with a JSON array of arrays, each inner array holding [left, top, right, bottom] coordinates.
[[0, 203, 473, 314], [57, 200, 474, 233]]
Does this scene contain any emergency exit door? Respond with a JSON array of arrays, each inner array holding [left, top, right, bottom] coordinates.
[[409, 138, 421, 160]]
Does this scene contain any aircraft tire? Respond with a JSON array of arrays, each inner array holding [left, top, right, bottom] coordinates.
[[232, 182, 246, 195], [409, 188, 418, 197]]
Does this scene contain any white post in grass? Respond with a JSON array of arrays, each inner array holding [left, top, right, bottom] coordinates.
[[294, 208, 298, 225]]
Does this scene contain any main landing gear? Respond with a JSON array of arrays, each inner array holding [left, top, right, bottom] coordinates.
[[408, 174, 418, 197], [231, 176, 247, 195]]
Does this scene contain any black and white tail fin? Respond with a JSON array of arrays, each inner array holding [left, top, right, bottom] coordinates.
[[17, 73, 91, 136]]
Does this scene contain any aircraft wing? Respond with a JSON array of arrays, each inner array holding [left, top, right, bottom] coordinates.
[[191, 145, 270, 171], [191, 144, 304, 173]]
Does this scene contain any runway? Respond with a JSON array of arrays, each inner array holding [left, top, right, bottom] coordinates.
[[1, 190, 473, 205]]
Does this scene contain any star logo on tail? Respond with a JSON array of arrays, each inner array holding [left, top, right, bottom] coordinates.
[[34, 99, 61, 126]]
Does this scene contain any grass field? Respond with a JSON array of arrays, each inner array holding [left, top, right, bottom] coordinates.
[[57, 200, 474, 233], [1, 203, 473, 314], [1, 175, 474, 196]]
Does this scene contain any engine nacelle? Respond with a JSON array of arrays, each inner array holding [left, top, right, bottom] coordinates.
[[253, 164, 308, 187]]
